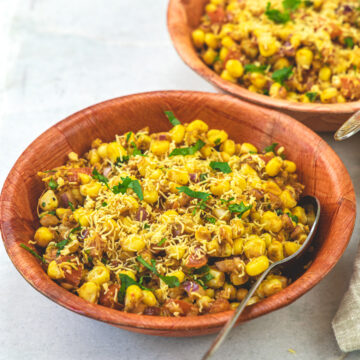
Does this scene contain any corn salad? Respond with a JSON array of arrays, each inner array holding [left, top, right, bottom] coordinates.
[[192, 0, 360, 103], [27, 112, 312, 316]]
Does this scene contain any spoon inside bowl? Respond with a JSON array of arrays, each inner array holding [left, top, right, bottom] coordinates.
[[201, 195, 320, 360], [334, 110, 360, 141]]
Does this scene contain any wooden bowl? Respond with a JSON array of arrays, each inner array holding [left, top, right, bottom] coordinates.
[[167, 0, 360, 132], [0, 91, 356, 336]]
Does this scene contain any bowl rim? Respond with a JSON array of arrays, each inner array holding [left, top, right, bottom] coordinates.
[[167, 0, 360, 115], [0, 90, 356, 335]]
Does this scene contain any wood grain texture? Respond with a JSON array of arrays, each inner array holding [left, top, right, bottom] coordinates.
[[167, 0, 360, 132], [0, 91, 356, 336]]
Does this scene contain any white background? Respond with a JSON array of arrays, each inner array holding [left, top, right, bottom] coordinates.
[[0, 1, 359, 359]]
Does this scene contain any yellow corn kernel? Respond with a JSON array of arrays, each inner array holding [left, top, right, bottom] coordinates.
[[220, 69, 237, 83], [250, 72, 267, 89], [88, 149, 100, 165], [258, 35, 278, 57], [125, 284, 143, 308], [39, 190, 58, 211], [199, 144, 212, 158], [284, 241, 301, 256], [268, 240, 284, 262], [166, 245, 186, 260], [143, 189, 159, 204], [265, 157, 283, 177], [149, 169, 162, 180], [187, 119, 209, 133], [161, 210, 178, 223], [233, 238, 244, 255], [68, 151, 78, 162], [261, 211, 283, 233], [167, 169, 189, 185], [207, 129, 228, 145], [203, 48, 218, 65], [210, 180, 230, 196], [87, 265, 110, 286], [280, 190, 297, 209], [192, 29, 205, 48], [73, 208, 87, 222], [56, 208, 68, 219], [220, 139, 236, 155], [287, 92, 299, 102], [313, 0, 323, 8], [97, 143, 108, 158], [137, 134, 152, 150], [270, 82, 286, 98], [236, 288, 248, 301], [292, 206, 307, 224], [206, 238, 220, 254], [337, 94, 346, 103], [220, 151, 229, 162], [34, 227, 54, 247], [205, 3, 217, 13], [283, 160, 296, 173], [225, 59, 244, 78], [121, 234, 146, 252], [150, 140, 170, 156], [47, 260, 64, 279], [240, 142, 257, 154], [257, 278, 284, 298], [245, 256, 269, 276], [207, 268, 225, 289], [231, 218, 245, 238], [142, 290, 157, 306], [117, 270, 136, 281], [319, 66, 331, 81], [107, 142, 127, 163], [263, 180, 282, 196], [77, 173, 90, 185], [80, 181, 102, 198], [205, 32, 219, 49], [296, 48, 313, 68], [244, 237, 266, 258], [221, 36, 236, 49], [274, 57, 290, 71], [169, 124, 185, 144], [219, 46, 229, 61], [169, 270, 185, 283], [290, 34, 301, 49], [205, 288, 215, 298], [261, 233, 273, 248], [224, 283, 237, 300], [320, 87, 338, 103]]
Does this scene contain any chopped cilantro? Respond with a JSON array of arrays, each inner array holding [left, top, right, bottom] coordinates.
[[220, 197, 234, 204], [199, 173, 208, 182], [101, 201, 108, 207], [20, 244, 46, 263], [205, 216, 216, 224], [275, 208, 283, 216], [39, 211, 56, 218], [209, 161, 232, 174], [55, 225, 81, 254], [68, 201, 75, 211], [304, 0, 313, 6], [157, 238, 166, 246], [287, 212, 299, 224], [344, 37, 354, 49], [265, 2, 291, 24], [115, 155, 130, 166], [42, 202, 46, 207], [272, 67, 293, 85], [244, 64, 268, 74], [164, 110, 181, 126], [137, 256, 180, 288], [283, 0, 301, 11], [169, 139, 205, 157], [92, 168, 110, 189], [118, 274, 150, 302], [264, 142, 278, 153], [306, 92, 318, 102], [48, 178, 58, 190], [144, 223, 150, 229], [214, 138, 221, 146], [125, 132, 132, 143], [228, 202, 252, 218], [177, 186, 211, 202], [130, 141, 143, 156], [112, 176, 143, 200]]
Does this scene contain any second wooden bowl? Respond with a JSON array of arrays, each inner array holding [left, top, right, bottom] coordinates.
[[0, 91, 356, 336], [167, 0, 360, 132]]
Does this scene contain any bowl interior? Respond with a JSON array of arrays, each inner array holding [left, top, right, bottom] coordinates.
[[0, 91, 356, 336], [167, 0, 360, 132]]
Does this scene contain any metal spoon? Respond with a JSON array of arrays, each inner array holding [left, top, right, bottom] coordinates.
[[202, 195, 320, 360], [334, 110, 360, 141]]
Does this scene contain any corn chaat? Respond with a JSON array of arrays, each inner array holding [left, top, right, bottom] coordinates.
[[24, 112, 313, 316], [192, 0, 360, 103]]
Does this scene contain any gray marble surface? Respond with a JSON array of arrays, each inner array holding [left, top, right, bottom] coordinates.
[[0, 1, 359, 359]]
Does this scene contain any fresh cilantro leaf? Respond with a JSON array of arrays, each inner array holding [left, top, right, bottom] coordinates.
[[177, 186, 211, 201], [42, 202, 46, 207], [193, 265, 211, 275], [48, 178, 58, 190], [283, 0, 301, 11], [20, 244, 46, 263], [92, 168, 110, 189], [263, 89, 270, 96], [157, 238, 166, 246], [68, 201, 75, 211], [264, 142, 278, 153], [199, 173, 208, 182], [115, 155, 130, 166], [244, 64, 267, 73], [130, 141, 143, 156], [101, 201, 108, 207], [169, 139, 205, 157], [272, 67, 293, 85], [128, 179, 144, 200], [112, 177, 143, 201], [144, 223, 150, 229], [126, 132, 132, 143], [306, 92, 318, 102], [201, 272, 215, 283], [164, 110, 181, 126], [205, 216, 216, 224], [214, 138, 221, 146], [118, 274, 150, 302], [344, 36, 354, 49], [265, 2, 290, 23], [249, 151, 257, 154], [137, 256, 180, 288], [220, 197, 234, 204], [39, 211, 56, 218], [287, 212, 299, 224], [228, 202, 252, 218], [304, 0, 313, 6], [191, 265, 214, 289], [275, 208, 283, 216], [55, 225, 82, 254], [214, 54, 221, 62], [209, 161, 232, 174]]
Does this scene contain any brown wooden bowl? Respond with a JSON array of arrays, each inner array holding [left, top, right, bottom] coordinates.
[[167, 0, 360, 132], [0, 91, 356, 337]]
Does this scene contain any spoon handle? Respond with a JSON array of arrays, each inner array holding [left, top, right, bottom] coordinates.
[[201, 266, 273, 360], [334, 110, 360, 141]]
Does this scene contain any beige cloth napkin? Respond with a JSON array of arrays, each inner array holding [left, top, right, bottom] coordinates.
[[333, 244, 360, 352]]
